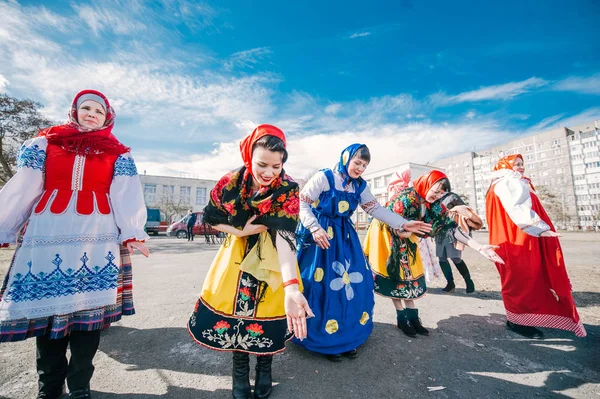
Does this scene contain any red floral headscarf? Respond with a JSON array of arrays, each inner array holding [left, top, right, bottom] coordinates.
[[38, 89, 129, 155], [413, 170, 448, 199], [203, 124, 299, 236], [240, 124, 286, 177], [493, 154, 523, 171]]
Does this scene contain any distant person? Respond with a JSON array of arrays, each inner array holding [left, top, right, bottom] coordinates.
[[486, 154, 586, 338], [0, 89, 150, 398], [435, 192, 483, 294], [185, 209, 197, 241]]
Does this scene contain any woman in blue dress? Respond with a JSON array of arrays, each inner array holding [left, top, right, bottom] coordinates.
[[294, 144, 431, 361]]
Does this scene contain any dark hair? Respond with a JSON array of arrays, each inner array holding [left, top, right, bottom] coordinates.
[[252, 135, 288, 163], [437, 177, 452, 192], [353, 145, 371, 163]]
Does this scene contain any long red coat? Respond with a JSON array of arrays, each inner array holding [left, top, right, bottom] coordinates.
[[486, 177, 585, 337]]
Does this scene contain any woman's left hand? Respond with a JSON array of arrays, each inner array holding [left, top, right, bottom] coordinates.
[[126, 241, 150, 257], [284, 288, 314, 340], [478, 244, 504, 264]]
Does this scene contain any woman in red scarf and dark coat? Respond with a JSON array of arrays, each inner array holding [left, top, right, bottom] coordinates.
[[0, 89, 149, 398], [486, 154, 586, 338], [188, 124, 313, 399]]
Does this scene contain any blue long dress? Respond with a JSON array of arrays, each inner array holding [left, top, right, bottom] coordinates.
[[294, 169, 374, 354]]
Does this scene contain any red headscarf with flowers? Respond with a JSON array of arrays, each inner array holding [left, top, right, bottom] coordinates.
[[38, 89, 129, 155], [413, 170, 448, 200], [203, 125, 299, 241], [493, 154, 522, 171], [493, 154, 534, 189]]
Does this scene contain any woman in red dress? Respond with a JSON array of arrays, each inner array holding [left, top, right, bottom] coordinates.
[[486, 154, 586, 338]]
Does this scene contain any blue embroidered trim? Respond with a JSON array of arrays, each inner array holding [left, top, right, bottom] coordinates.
[[5, 252, 119, 303], [17, 144, 46, 171], [113, 155, 138, 177], [21, 233, 119, 248]]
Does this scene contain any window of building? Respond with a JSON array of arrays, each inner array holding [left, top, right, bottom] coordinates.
[[144, 184, 156, 204], [162, 185, 174, 199], [180, 186, 191, 204], [526, 145, 532, 152], [196, 187, 207, 205]]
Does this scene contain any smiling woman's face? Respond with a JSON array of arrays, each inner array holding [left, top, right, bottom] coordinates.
[[77, 100, 106, 129]]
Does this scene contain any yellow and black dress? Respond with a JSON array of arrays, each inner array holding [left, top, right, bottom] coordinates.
[[188, 166, 301, 355], [365, 187, 456, 299]]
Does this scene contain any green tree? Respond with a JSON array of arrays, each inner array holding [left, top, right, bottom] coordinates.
[[0, 93, 54, 185]]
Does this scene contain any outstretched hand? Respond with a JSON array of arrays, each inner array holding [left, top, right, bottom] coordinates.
[[126, 241, 150, 257], [284, 289, 314, 340], [478, 244, 504, 264], [403, 221, 432, 235], [540, 230, 561, 238]]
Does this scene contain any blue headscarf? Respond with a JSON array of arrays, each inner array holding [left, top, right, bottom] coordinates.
[[336, 143, 367, 190]]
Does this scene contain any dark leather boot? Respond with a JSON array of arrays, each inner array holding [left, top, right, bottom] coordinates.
[[232, 352, 251, 399], [439, 259, 455, 292], [506, 321, 544, 339], [254, 355, 273, 399], [405, 308, 429, 336], [396, 309, 416, 337], [69, 388, 92, 398], [454, 260, 475, 293]]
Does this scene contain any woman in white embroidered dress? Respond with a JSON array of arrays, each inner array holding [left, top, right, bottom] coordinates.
[[0, 89, 149, 399]]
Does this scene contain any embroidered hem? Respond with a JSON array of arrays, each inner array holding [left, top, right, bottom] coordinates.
[[373, 273, 427, 299]]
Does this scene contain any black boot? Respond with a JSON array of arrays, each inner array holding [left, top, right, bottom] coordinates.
[[36, 334, 69, 399], [506, 321, 544, 339], [396, 309, 416, 337], [232, 352, 251, 399], [254, 355, 273, 399], [454, 259, 475, 293], [439, 259, 455, 292], [69, 388, 92, 398], [405, 308, 429, 336]]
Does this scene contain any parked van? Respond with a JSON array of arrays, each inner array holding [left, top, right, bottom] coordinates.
[[145, 208, 162, 236]]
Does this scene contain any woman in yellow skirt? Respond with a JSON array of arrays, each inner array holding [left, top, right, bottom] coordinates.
[[364, 170, 502, 337], [188, 124, 312, 399]]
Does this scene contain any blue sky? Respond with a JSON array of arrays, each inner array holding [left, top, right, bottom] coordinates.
[[1, 0, 599, 178]]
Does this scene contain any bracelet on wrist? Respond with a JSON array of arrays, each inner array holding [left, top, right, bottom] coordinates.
[[283, 278, 299, 288]]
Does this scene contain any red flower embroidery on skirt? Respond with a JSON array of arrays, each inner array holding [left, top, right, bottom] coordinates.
[[246, 323, 264, 337]]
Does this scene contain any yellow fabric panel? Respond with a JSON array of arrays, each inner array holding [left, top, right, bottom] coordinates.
[[200, 235, 247, 315], [239, 232, 283, 290], [364, 220, 424, 280], [363, 220, 392, 277], [201, 233, 303, 319]]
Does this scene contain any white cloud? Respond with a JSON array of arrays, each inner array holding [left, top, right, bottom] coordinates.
[[431, 77, 548, 105], [465, 110, 476, 120], [324, 103, 342, 114], [0, 74, 8, 92], [224, 47, 272, 71], [137, 119, 513, 180], [349, 32, 371, 39], [553, 74, 600, 95], [0, 1, 277, 145], [73, 3, 147, 36]]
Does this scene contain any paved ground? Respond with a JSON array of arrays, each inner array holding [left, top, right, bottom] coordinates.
[[0, 232, 598, 399]]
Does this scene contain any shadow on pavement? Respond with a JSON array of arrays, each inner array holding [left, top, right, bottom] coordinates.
[[94, 386, 232, 399], [427, 287, 600, 308], [98, 313, 599, 398]]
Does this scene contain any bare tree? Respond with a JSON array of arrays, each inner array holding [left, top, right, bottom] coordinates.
[[154, 193, 191, 223], [535, 185, 573, 230], [0, 93, 54, 185]]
